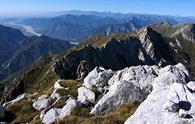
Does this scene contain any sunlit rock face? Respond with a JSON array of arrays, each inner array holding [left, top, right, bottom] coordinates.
[[33, 95, 52, 111], [83, 67, 114, 91], [172, 23, 195, 42], [91, 65, 159, 115], [125, 63, 195, 124], [42, 98, 79, 124], [77, 87, 95, 105]]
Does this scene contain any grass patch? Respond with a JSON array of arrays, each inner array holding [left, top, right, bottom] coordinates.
[[55, 89, 67, 96], [58, 80, 81, 98], [31, 119, 42, 124], [5, 99, 38, 124], [23, 66, 59, 94], [53, 98, 67, 108], [59, 101, 140, 124]]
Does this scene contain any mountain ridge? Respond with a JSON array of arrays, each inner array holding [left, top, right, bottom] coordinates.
[[0, 25, 27, 65], [0, 25, 74, 82], [0, 35, 73, 81]]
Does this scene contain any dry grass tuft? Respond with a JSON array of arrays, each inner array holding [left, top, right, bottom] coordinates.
[[5, 99, 38, 124], [59, 101, 140, 124]]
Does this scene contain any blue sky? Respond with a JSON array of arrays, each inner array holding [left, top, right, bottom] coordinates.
[[0, 0, 195, 17]]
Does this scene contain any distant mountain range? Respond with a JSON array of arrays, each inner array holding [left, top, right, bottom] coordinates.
[[1, 10, 195, 43], [19, 14, 120, 41], [54, 10, 195, 23]]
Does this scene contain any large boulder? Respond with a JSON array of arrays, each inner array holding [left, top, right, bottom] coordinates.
[[125, 63, 195, 124], [33, 94, 52, 111], [91, 80, 144, 115], [108, 65, 159, 91], [83, 67, 114, 91], [77, 87, 95, 105], [0, 105, 5, 119], [91, 65, 159, 115], [59, 98, 79, 118], [42, 108, 61, 124], [41, 98, 79, 124]]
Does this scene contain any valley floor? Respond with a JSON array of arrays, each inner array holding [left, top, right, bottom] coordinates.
[[7, 22, 41, 36]]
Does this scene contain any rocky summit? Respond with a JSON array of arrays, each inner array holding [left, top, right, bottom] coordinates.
[[90, 65, 159, 115], [125, 63, 195, 124], [1, 62, 194, 124]]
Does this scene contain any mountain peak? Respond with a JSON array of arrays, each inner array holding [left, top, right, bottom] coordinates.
[[143, 26, 153, 32], [137, 26, 159, 39]]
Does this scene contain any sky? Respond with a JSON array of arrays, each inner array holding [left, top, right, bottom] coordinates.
[[0, 0, 195, 17]]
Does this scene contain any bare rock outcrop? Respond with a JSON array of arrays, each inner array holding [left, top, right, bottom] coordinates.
[[91, 65, 159, 115], [125, 63, 195, 124]]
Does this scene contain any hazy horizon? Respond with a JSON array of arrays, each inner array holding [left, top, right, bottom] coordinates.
[[1, 10, 195, 19], [0, 0, 195, 18]]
